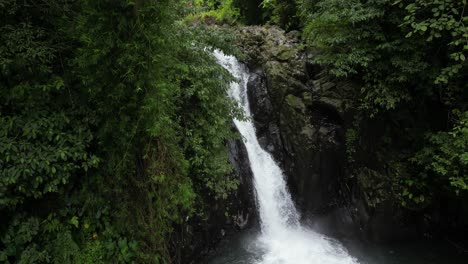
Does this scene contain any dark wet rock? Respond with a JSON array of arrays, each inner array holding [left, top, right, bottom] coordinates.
[[234, 25, 423, 243], [236, 25, 348, 223], [226, 125, 257, 228], [247, 70, 274, 125], [247, 70, 284, 162]]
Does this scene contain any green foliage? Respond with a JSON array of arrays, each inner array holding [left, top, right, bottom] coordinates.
[[0, 111, 98, 207], [297, 0, 467, 208], [186, 0, 241, 24], [412, 110, 468, 195], [400, 110, 468, 208], [1, 0, 242, 262], [301, 0, 421, 112], [188, 0, 300, 28], [261, 0, 300, 30], [299, 0, 467, 112], [399, 0, 467, 86], [0, 0, 98, 209], [232, 0, 265, 24], [0, 212, 141, 264], [212, 0, 241, 23]]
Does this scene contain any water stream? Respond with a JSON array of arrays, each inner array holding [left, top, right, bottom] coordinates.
[[213, 50, 359, 264]]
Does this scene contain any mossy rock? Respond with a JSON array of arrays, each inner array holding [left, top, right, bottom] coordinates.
[[300, 124, 316, 141], [285, 94, 306, 113], [302, 92, 313, 106], [264, 61, 289, 106], [273, 46, 296, 62], [318, 97, 344, 114]]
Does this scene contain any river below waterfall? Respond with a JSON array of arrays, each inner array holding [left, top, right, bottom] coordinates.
[[205, 229, 467, 264], [209, 50, 467, 264]]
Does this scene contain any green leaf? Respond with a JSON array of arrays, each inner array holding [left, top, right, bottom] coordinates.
[[69, 216, 79, 228]]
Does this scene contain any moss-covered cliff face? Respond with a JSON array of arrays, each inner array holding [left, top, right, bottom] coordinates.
[[234, 25, 427, 242]]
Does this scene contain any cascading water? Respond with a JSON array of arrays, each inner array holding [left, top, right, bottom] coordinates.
[[214, 50, 359, 264]]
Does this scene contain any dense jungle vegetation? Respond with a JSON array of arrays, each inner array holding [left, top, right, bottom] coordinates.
[[0, 0, 241, 263], [0, 0, 467, 263], [296, 0, 467, 209]]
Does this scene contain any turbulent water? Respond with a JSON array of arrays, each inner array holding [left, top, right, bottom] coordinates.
[[213, 50, 358, 264]]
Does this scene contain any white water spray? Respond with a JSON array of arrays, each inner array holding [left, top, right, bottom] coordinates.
[[214, 50, 359, 264]]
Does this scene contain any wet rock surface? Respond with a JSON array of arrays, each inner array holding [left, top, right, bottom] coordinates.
[[235, 25, 419, 242], [226, 125, 257, 230]]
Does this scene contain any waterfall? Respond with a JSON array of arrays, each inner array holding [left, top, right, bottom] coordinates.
[[214, 50, 358, 264]]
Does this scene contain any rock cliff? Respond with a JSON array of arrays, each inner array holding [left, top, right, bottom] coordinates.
[[235, 25, 419, 242]]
